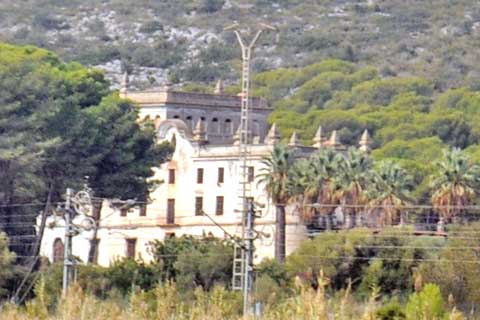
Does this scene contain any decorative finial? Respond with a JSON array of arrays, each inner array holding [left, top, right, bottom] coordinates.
[[359, 129, 371, 153], [214, 79, 224, 95], [328, 130, 341, 148], [313, 125, 324, 149], [193, 119, 207, 144], [288, 131, 301, 147], [120, 72, 129, 98], [264, 123, 281, 145], [233, 125, 241, 146]]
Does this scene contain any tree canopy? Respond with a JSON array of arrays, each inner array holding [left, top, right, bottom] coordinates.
[[234, 59, 480, 199], [0, 43, 172, 257]]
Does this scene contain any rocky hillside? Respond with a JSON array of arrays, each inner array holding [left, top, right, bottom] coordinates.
[[1, 0, 480, 90]]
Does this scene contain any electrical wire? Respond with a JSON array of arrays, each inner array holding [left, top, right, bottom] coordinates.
[[9, 252, 480, 265]]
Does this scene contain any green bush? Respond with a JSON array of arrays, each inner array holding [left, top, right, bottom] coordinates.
[[286, 230, 369, 290], [405, 284, 445, 320], [375, 301, 406, 320], [149, 235, 234, 292]]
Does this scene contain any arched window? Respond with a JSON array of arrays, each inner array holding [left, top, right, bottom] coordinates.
[[200, 116, 207, 131], [211, 118, 219, 134], [53, 238, 64, 263], [224, 119, 233, 134], [186, 116, 193, 129], [252, 120, 260, 137]]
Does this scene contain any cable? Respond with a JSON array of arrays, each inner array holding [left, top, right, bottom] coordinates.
[[0, 202, 63, 208], [200, 210, 246, 249], [10, 252, 480, 265]]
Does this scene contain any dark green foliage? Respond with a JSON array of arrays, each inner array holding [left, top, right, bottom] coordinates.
[[418, 222, 480, 308], [405, 284, 445, 320], [0, 43, 172, 258], [32, 11, 69, 30], [357, 234, 442, 297], [376, 301, 406, 320], [2, 0, 480, 91], [0, 233, 15, 298], [256, 259, 291, 289], [36, 260, 161, 304], [195, 0, 225, 13], [240, 59, 480, 198], [287, 231, 369, 290], [149, 235, 234, 291], [104, 259, 160, 296], [287, 229, 443, 296], [139, 21, 164, 34]]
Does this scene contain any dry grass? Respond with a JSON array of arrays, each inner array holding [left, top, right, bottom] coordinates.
[[0, 278, 467, 320]]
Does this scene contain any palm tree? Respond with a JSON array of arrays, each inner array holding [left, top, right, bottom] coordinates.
[[430, 148, 480, 223], [257, 144, 295, 263], [288, 158, 318, 222], [311, 149, 342, 229], [288, 149, 341, 229], [368, 161, 414, 226], [332, 148, 372, 228]]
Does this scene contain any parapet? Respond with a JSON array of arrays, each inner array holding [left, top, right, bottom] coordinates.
[[124, 89, 270, 110]]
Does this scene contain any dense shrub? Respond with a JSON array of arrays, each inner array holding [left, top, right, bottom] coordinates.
[[149, 235, 234, 291]]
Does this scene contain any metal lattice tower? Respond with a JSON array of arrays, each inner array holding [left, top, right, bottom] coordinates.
[[225, 23, 276, 316]]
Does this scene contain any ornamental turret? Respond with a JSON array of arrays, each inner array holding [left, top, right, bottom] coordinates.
[[288, 131, 301, 147], [193, 119, 207, 144], [359, 129, 372, 153], [214, 79, 225, 95], [327, 130, 342, 149], [313, 125, 325, 149], [264, 123, 281, 145]]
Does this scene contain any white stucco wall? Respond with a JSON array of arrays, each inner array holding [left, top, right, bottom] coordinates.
[[39, 88, 311, 267], [39, 125, 309, 266]]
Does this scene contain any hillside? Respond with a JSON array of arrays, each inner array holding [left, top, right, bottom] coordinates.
[[244, 58, 480, 198], [2, 1, 480, 199], [1, 0, 480, 90]]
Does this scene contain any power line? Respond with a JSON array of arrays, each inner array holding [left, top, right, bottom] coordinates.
[[11, 252, 480, 265], [0, 202, 63, 208], [307, 203, 480, 210]]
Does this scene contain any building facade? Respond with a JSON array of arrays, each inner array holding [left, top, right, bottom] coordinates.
[[40, 80, 369, 266]]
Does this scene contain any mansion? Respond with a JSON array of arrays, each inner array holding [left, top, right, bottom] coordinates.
[[39, 79, 371, 266]]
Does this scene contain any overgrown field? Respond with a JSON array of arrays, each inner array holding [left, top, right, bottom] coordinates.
[[0, 227, 479, 319], [0, 279, 468, 319]]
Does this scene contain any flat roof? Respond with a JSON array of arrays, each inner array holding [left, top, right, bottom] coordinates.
[[124, 90, 271, 110]]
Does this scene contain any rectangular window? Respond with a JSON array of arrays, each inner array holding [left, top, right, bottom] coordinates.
[[197, 168, 204, 184], [216, 196, 224, 215], [168, 169, 175, 184], [89, 239, 100, 264], [120, 208, 128, 217], [140, 204, 147, 217], [218, 167, 224, 184], [195, 197, 203, 216], [167, 199, 175, 224], [248, 166, 255, 183], [126, 238, 136, 259]]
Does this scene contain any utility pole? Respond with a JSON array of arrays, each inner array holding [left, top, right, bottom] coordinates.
[[62, 184, 94, 296], [243, 198, 256, 316], [226, 22, 276, 318], [62, 188, 73, 296]]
